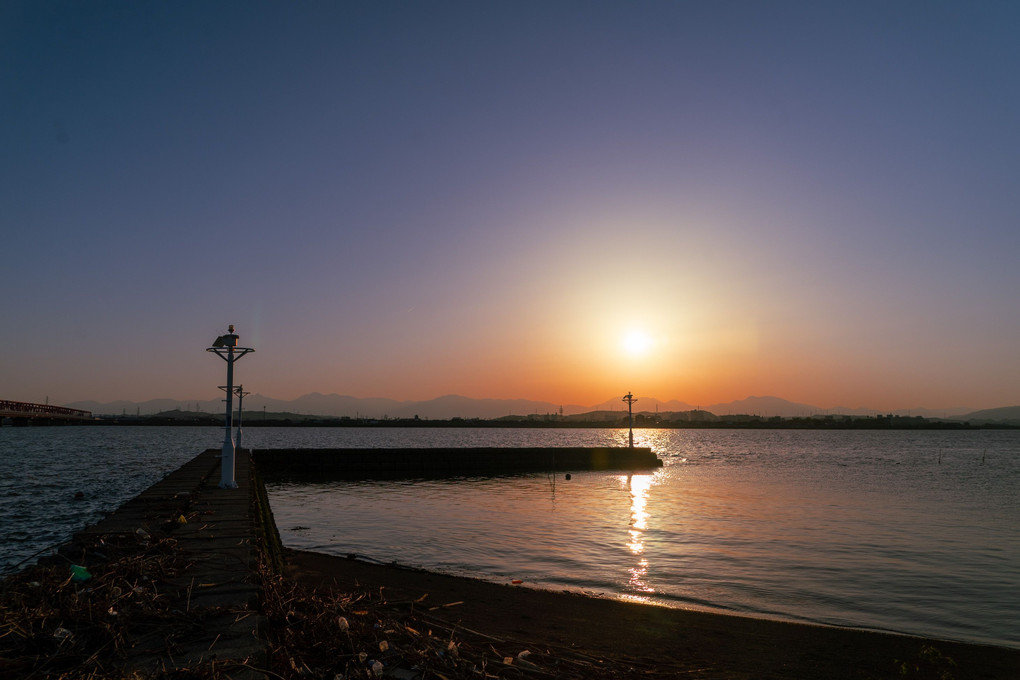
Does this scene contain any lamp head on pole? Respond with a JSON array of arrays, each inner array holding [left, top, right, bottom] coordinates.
[[211, 325, 239, 349], [207, 326, 254, 360]]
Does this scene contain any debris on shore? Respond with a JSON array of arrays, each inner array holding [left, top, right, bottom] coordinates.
[[1, 531, 658, 679]]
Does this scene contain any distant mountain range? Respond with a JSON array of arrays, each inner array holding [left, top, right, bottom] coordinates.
[[63, 393, 1017, 423]]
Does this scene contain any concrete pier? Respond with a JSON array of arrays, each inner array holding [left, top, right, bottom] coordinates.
[[253, 445, 662, 479], [65, 449, 271, 677]]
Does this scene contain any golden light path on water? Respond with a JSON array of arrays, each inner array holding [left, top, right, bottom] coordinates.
[[619, 429, 685, 603], [622, 473, 656, 601]]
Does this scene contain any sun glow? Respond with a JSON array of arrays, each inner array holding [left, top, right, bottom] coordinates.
[[622, 329, 654, 356]]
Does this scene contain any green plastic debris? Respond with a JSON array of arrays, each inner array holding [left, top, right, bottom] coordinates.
[[70, 565, 92, 582]]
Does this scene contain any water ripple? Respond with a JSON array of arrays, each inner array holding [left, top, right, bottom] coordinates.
[[2, 426, 1017, 650]]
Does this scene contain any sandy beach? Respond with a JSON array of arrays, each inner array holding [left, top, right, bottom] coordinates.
[[286, 548, 1020, 680]]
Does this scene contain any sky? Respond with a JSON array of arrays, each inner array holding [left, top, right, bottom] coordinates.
[[2, 1, 1019, 412]]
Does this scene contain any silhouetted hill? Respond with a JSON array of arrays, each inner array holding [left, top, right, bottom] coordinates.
[[387, 395, 587, 420], [706, 396, 817, 418], [67, 393, 590, 420], [66, 398, 214, 416], [958, 405, 1020, 424], [285, 393, 404, 418], [63, 393, 1011, 423], [590, 396, 696, 413]]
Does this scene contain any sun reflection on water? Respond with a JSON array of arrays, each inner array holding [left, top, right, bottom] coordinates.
[[621, 473, 656, 597]]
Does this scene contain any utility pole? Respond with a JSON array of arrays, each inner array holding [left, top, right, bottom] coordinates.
[[622, 392, 637, 448]]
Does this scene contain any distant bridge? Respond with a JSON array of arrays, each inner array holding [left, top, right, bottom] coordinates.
[[0, 400, 92, 425]]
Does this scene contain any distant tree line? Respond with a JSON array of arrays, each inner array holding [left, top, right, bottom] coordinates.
[[64, 410, 1018, 430]]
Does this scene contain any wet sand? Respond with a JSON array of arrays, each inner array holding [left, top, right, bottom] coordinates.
[[285, 548, 1019, 679]]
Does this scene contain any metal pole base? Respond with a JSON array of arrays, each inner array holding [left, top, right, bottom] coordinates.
[[219, 440, 238, 489]]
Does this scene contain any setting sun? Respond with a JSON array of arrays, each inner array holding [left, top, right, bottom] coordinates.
[[622, 329, 654, 356]]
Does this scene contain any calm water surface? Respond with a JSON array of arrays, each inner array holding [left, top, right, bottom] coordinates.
[[2, 426, 1017, 649], [0, 427, 220, 572]]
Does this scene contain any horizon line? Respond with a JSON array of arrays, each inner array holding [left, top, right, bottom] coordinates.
[[46, 392, 1012, 416]]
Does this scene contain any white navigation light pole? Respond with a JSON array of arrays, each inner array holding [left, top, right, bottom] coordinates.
[[234, 384, 251, 452], [622, 392, 637, 448], [207, 326, 254, 488]]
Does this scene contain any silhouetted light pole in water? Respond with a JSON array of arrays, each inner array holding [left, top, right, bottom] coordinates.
[[234, 384, 251, 452], [623, 392, 637, 448], [207, 326, 254, 489]]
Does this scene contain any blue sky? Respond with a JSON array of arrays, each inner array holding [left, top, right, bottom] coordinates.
[[2, 1, 1018, 410]]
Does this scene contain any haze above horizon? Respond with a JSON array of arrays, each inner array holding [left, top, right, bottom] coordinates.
[[3, 2, 1018, 412]]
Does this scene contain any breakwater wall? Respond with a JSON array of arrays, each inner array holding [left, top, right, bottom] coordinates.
[[252, 446, 662, 479]]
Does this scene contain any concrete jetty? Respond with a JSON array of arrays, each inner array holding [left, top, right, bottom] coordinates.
[[61, 449, 273, 678], [252, 445, 662, 479]]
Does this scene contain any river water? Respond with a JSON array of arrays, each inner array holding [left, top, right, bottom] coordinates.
[[1, 426, 1017, 648]]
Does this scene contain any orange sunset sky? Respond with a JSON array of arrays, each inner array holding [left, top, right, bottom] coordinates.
[[3, 2, 1019, 412]]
